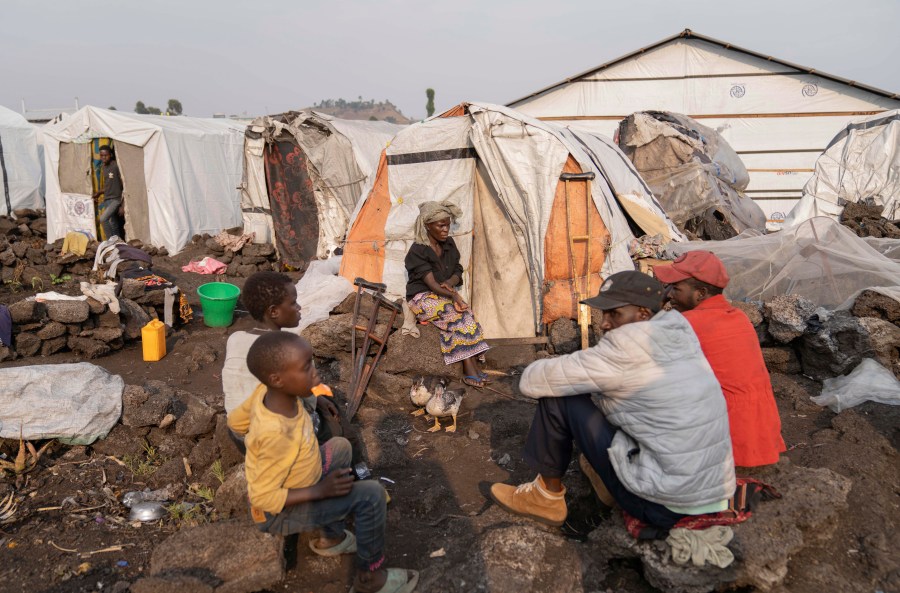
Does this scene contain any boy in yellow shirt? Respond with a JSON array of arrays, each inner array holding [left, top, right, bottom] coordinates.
[[228, 331, 417, 593]]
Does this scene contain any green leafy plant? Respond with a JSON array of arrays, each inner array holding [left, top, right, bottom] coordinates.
[[122, 440, 163, 477], [166, 502, 208, 527], [30, 277, 44, 291], [2, 279, 23, 292], [211, 460, 225, 485], [50, 274, 72, 285], [189, 483, 216, 503]]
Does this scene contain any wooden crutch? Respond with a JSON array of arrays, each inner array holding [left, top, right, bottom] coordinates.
[[561, 171, 596, 350]]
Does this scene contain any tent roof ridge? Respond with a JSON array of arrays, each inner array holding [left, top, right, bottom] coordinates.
[[506, 29, 900, 106]]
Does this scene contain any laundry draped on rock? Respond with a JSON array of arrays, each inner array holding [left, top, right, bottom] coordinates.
[[181, 257, 227, 275]]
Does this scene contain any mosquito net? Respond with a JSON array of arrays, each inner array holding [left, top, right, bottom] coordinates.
[[670, 217, 900, 308]]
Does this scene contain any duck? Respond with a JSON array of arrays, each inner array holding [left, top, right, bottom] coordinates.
[[409, 376, 448, 415], [424, 386, 465, 433]]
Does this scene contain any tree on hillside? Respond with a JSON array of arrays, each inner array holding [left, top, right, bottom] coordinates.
[[167, 99, 183, 116], [108, 106, 117, 110], [146, 106, 162, 115], [369, 116, 378, 121], [426, 88, 435, 117], [135, 101, 149, 114]]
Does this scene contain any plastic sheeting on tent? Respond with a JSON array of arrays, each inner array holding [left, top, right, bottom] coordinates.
[[782, 111, 900, 229], [241, 111, 403, 265], [42, 107, 245, 254], [340, 102, 683, 338], [671, 217, 900, 308], [0, 105, 43, 215], [616, 111, 766, 238]]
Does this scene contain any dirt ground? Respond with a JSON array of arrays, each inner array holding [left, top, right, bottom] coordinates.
[[1, 248, 898, 593]]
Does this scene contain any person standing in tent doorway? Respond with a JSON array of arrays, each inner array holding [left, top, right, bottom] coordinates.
[[405, 201, 490, 388], [92, 145, 125, 240]]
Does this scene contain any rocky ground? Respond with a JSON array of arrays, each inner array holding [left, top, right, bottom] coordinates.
[[0, 225, 898, 592]]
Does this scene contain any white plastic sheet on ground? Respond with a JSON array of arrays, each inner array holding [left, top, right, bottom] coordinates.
[[811, 358, 900, 413], [290, 256, 352, 334], [671, 217, 900, 308], [0, 362, 124, 445]]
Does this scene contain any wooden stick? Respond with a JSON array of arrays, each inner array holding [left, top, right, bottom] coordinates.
[[86, 544, 133, 556], [49, 541, 78, 553]]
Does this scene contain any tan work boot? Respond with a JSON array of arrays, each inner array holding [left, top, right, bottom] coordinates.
[[489, 475, 567, 527], [578, 454, 616, 508]]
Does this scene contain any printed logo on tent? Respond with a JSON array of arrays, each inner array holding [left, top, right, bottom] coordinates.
[[729, 85, 746, 99], [802, 84, 819, 97], [62, 194, 94, 219]]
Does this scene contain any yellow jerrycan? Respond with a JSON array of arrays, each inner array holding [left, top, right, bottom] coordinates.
[[141, 319, 167, 362]]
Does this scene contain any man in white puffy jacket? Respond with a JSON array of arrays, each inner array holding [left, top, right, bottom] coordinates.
[[490, 271, 735, 529]]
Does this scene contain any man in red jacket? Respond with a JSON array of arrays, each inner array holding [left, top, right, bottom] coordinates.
[[655, 251, 786, 467]]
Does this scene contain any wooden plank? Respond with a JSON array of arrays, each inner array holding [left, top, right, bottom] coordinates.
[[737, 148, 824, 155], [537, 111, 883, 122], [487, 337, 549, 346], [746, 168, 815, 173]]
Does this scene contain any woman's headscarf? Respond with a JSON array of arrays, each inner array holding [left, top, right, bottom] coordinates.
[[414, 200, 463, 245]]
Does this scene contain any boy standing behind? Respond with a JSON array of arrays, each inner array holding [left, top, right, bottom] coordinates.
[[222, 272, 339, 438], [223, 271, 306, 413], [228, 332, 418, 593]]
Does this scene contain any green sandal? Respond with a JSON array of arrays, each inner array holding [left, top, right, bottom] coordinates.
[[308, 530, 357, 557], [349, 568, 420, 593]]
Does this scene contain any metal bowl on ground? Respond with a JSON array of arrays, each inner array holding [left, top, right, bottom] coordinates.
[[129, 501, 167, 522]]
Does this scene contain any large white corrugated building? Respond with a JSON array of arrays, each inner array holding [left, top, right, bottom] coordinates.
[[508, 29, 900, 222]]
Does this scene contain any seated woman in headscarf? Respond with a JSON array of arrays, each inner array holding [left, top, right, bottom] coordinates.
[[405, 200, 490, 388]]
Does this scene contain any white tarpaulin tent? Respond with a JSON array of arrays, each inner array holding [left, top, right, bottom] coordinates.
[[0, 105, 43, 215], [782, 111, 900, 228], [340, 102, 683, 338], [241, 111, 402, 266], [42, 106, 245, 254], [508, 29, 900, 223]]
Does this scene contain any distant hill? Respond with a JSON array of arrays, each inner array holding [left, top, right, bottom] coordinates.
[[308, 98, 413, 124]]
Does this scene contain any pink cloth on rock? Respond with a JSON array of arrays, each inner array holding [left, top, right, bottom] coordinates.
[[181, 257, 227, 275]]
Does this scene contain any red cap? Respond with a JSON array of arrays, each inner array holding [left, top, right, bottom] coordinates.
[[653, 250, 730, 288]]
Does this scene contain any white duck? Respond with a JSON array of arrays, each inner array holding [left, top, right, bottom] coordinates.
[[424, 386, 465, 433], [409, 376, 448, 415]]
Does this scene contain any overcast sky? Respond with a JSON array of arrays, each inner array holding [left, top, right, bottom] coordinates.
[[3, 0, 899, 120]]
